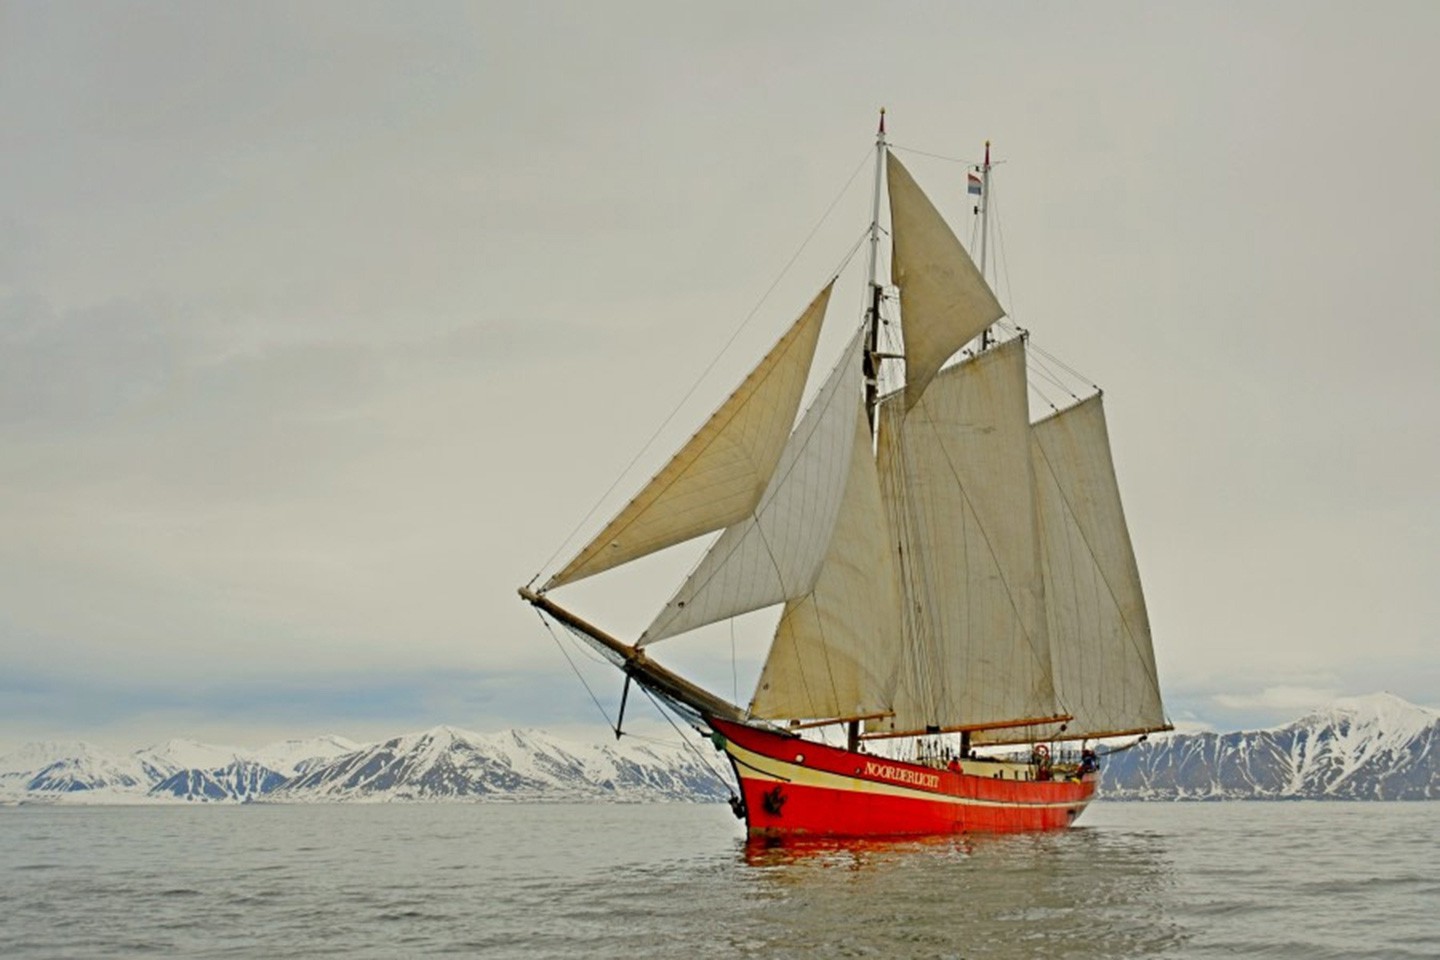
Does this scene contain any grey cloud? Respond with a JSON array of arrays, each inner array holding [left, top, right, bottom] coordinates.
[[2, 2, 1437, 749]]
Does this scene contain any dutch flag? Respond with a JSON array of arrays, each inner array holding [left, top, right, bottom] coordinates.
[[967, 171, 983, 196]]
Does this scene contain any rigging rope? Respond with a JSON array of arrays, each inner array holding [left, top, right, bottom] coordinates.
[[532, 147, 875, 583], [636, 685, 738, 799], [536, 610, 616, 733], [729, 618, 738, 705], [890, 143, 984, 166], [540, 608, 737, 798], [991, 186, 1016, 317]]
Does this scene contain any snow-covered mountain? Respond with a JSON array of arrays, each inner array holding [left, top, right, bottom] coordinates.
[[0, 740, 155, 796], [0, 734, 371, 803], [0, 726, 730, 804], [136, 738, 248, 779], [275, 726, 729, 802], [151, 761, 289, 802], [1101, 693, 1440, 800], [253, 735, 361, 777]]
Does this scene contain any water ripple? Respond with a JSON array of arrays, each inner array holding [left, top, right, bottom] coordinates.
[[0, 802, 1436, 958]]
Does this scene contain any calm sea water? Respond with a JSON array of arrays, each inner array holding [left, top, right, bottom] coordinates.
[[1, 801, 1436, 959]]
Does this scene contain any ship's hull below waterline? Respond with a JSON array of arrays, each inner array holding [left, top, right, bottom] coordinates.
[[710, 717, 1096, 838]]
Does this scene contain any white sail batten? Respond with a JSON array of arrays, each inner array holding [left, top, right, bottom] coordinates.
[[886, 151, 1005, 411], [545, 284, 833, 590], [870, 336, 1057, 735], [639, 331, 866, 646], [749, 400, 903, 721], [1015, 394, 1165, 741]]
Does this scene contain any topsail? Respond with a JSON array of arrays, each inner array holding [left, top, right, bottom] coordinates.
[[887, 152, 1005, 410]]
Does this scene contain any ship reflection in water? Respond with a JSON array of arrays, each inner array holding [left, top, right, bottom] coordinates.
[[736, 821, 1186, 958]]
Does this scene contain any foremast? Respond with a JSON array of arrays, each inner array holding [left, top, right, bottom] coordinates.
[[863, 108, 888, 436], [851, 108, 891, 752]]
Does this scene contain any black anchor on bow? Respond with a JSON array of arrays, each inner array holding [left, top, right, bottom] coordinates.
[[761, 785, 787, 817]]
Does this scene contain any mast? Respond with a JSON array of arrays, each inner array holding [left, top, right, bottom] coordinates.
[[863, 108, 887, 436], [852, 108, 888, 754], [978, 139, 993, 351]]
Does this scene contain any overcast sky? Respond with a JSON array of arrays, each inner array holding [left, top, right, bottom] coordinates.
[[2, 1, 1436, 752]]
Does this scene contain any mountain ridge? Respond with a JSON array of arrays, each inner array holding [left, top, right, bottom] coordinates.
[[2, 693, 1436, 804], [0, 724, 732, 804], [1101, 692, 1439, 800]]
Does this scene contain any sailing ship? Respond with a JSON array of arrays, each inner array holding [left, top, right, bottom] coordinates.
[[520, 114, 1169, 837]]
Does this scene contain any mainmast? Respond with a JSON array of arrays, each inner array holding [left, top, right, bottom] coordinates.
[[862, 109, 887, 436], [977, 139, 994, 351]]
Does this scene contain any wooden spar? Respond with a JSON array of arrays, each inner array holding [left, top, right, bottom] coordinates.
[[976, 721, 1175, 747], [783, 710, 894, 732], [517, 587, 745, 723], [858, 712, 1075, 742]]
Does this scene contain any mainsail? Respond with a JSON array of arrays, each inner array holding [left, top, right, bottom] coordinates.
[[545, 283, 832, 590], [870, 336, 1059, 736], [1026, 394, 1165, 740]]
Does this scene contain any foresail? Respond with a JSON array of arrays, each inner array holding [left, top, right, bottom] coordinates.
[[749, 400, 902, 722], [544, 283, 832, 590], [1016, 394, 1165, 742], [886, 151, 1005, 411], [869, 336, 1057, 736], [639, 331, 865, 645]]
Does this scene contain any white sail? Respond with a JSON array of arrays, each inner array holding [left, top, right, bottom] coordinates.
[[748, 400, 903, 722], [545, 284, 832, 590], [1027, 395, 1165, 739], [886, 151, 1005, 411], [870, 336, 1057, 735], [639, 331, 865, 645]]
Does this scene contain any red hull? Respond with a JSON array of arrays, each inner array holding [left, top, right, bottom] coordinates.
[[710, 717, 1095, 838]]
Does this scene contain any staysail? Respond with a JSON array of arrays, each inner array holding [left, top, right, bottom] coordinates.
[[748, 398, 903, 722], [1024, 394, 1165, 741], [545, 283, 832, 590], [639, 331, 865, 645]]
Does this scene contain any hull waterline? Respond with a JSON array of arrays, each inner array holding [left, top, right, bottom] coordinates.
[[710, 717, 1095, 838]]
